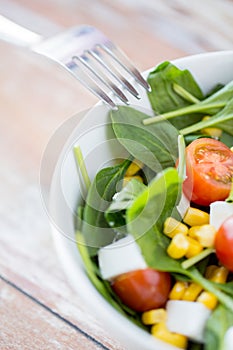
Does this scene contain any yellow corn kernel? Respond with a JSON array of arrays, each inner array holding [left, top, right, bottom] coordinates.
[[198, 266, 229, 310], [151, 322, 188, 349], [169, 281, 188, 300], [182, 283, 203, 301], [125, 159, 144, 176], [188, 224, 217, 248], [167, 234, 189, 259], [205, 265, 218, 279], [123, 175, 143, 187], [231, 146, 233, 152], [202, 127, 222, 138], [142, 308, 167, 325], [201, 116, 222, 138], [197, 291, 218, 310], [183, 207, 209, 226], [186, 236, 203, 256], [163, 217, 189, 238], [185, 236, 203, 258], [209, 266, 229, 283]]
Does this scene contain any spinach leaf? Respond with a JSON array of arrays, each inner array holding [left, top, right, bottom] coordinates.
[[147, 61, 204, 129], [215, 98, 233, 136], [220, 131, 233, 148], [205, 304, 233, 350], [147, 61, 204, 111], [212, 281, 233, 298], [142, 165, 157, 184], [105, 178, 146, 231], [135, 226, 190, 275], [82, 159, 130, 256], [127, 167, 181, 235], [110, 106, 179, 172], [180, 97, 233, 136], [144, 80, 233, 127], [126, 167, 186, 273]]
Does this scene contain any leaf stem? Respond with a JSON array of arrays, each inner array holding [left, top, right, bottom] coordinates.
[[188, 268, 233, 313], [181, 248, 215, 270], [73, 145, 91, 190], [180, 113, 233, 135], [177, 135, 186, 181], [173, 83, 200, 104], [143, 102, 225, 125]]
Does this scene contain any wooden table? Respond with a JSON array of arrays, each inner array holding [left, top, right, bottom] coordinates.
[[0, 1, 232, 349]]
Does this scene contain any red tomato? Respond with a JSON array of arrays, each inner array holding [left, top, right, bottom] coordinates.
[[183, 138, 233, 206], [215, 215, 233, 271], [111, 268, 171, 312]]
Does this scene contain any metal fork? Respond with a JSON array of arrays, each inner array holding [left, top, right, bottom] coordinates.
[[1, 19, 150, 109]]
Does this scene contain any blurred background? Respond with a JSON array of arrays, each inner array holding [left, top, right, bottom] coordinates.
[[0, 1, 233, 349]]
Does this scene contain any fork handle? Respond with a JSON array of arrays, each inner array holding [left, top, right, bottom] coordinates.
[[0, 15, 44, 47]]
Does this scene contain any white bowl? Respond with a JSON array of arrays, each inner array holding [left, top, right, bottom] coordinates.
[[49, 51, 233, 350]]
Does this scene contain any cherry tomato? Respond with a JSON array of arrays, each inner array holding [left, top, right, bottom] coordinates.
[[111, 268, 171, 312], [183, 138, 233, 206], [215, 215, 233, 271]]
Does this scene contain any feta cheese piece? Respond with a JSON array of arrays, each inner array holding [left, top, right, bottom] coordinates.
[[98, 234, 147, 280], [210, 201, 233, 230], [166, 300, 211, 343]]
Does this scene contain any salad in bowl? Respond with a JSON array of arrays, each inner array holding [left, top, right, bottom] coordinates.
[[49, 51, 233, 350]]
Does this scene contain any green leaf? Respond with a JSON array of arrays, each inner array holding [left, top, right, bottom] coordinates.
[[147, 61, 203, 111], [181, 248, 215, 270], [214, 281, 233, 297], [82, 159, 130, 256], [126, 167, 185, 272], [177, 134, 186, 181], [110, 106, 179, 172], [180, 97, 233, 135], [215, 98, 233, 136], [205, 304, 233, 350], [220, 131, 233, 148], [76, 231, 111, 299], [147, 61, 204, 129], [173, 83, 201, 104], [136, 226, 190, 275], [144, 80, 233, 127], [73, 145, 91, 190], [105, 178, 146, 231]]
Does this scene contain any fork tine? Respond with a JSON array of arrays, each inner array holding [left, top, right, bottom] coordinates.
[[66, 60, 118, 109], [73, 54, 130, 105], [88, 49, 141, 99], [101, 43, 151, 92]]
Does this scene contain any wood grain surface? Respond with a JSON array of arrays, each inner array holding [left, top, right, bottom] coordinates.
[[0, 0, 232, 349]]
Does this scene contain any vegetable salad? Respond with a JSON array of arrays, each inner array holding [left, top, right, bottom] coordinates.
[[74, 61, 233, 350]]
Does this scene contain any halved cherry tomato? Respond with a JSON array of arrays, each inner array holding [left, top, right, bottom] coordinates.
[[215, 215, 233, 272], [111, 268, 171, 312], [183, 138, 233, 206]]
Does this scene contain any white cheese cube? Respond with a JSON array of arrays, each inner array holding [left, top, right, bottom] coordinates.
[[166, 300, 211, 343], [98, 234, 147, 280], [210, 201, 233, 230]]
